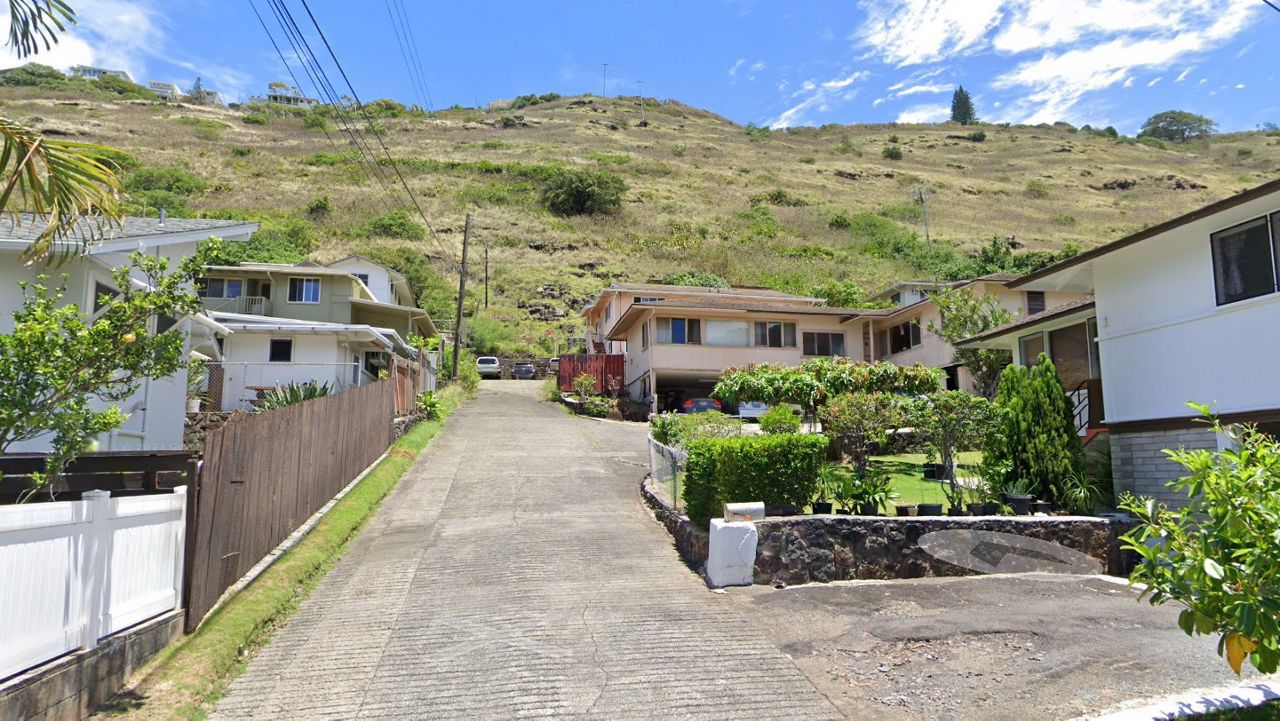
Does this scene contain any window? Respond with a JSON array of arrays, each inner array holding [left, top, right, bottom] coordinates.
[[656, 317, 701, 344], [875, 329, 889, 359], [1026, 291, 1046, 315], [353, 273, 370, 286], [641, 320, 649, 348], [287, 277, 321, 303], [890, 292, 901, 305], [633, 296, 663, 304], [155, 315, 178, 334], [268, 339, 293, 362], [802, 331, 846, 356], [754, 321, 796, 348], [196, 278, 243, 299], [1019, 332, 1046, 364], [1211, 216, 1276, 305], [887, 319, 921, 355], [92, 281, 120, 313], [705, 320, 750, 346]]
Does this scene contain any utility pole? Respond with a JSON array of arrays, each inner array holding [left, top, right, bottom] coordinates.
[[451, 213, 471, 380], [483, 233, 490, 308], [913, 188, 931, 246], [601, 63, 608, 97], [637, 80, 645, 124]]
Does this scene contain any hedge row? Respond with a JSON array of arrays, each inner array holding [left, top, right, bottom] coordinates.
[[684, 433, 828, 526]]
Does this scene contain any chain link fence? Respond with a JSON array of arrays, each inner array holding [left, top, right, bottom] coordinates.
[[647, 434, 687, 513]]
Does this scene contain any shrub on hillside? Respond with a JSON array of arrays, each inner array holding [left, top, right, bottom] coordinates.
[[540, 167, 626, 215], [359, 210, 426, 240], [684, 433, 828, 526], [125, 166, 208, 196], [759, 405, 801, 434], [882, 146, 903, 160], [1025, 180, 1050, 198], [749, 188, 808, 207], [206, 219, 318, 265], [663, 270, 729, 288], [967, 130, 987, 142], [242, 113, 269, 125]]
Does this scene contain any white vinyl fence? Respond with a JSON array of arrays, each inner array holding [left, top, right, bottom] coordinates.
[[0, 488, 187, 680]]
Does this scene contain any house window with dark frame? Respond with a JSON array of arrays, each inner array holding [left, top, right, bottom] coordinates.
[[802, 331, 846, 357], [1211, 215, 1276, 306], [656, 317, 702, 344], [641, 319, 649, 348], [353, 273, 370, 286], [753, 321, 796, 348], [1026, 290, 1046, 315], [887, 318, 922, 355], [195, 278, 243, 299], [92, 281, 120, 313], [1019, 331, 1046, 365], [268, 339, 294, 362], [287, 277, 321, 303]]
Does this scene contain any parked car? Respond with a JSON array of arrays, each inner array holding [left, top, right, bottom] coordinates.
[[679, 397, 722, 414], [736, 401, 769, 420], [512, 362, 537, 380], [548, 357, 560, 374], [476, 356, 502, 379]]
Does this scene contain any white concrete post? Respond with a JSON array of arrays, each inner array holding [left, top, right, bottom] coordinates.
[[706, 519, 758, 588], [171, 486, 188, 612], [80, 490, 110, 649]]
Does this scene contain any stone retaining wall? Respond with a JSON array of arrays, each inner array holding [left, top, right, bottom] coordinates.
[[753, 515, 1137, 586], [640, 478, 707, 572]]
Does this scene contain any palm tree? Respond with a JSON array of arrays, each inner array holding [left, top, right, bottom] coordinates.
[[3, 0, 124, 264]]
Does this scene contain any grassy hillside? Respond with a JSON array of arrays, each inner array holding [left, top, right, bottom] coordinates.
[[6, 86, 1279, 355]]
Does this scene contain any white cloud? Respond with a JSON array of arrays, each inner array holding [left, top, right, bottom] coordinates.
[[769, 69, 871, 128], [822, 70, 870, 89], [896, 82, 950, 96], [750, 60, 766, 72], [896, 103, 950, 123], [1147, 76, 1162, 88], [855, 0, 1259, 125], [1123, 76, 1134, 88], [872, 97, 886, 106], [1175, 67, 1192, 83], [727, 58, 746, 77], [1236, 83, 1246, 89]]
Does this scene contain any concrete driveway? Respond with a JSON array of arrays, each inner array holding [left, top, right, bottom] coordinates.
[[213, 380, 1267, 719]]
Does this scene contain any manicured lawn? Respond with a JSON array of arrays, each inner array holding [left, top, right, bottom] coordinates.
[[869, 451, 983, 508]]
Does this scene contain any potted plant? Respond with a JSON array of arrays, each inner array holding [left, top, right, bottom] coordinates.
[[859, 471, 899, 516], [943, 482, 969, 516], [1031, 499, 1054, 515], [813, 465, 840, 514], [186, 358, 208, 413], [833, 471, 860, 515], [1004, 477, 1035, 515], [896, 504, 917, 517], [917, 500, 943, 516]]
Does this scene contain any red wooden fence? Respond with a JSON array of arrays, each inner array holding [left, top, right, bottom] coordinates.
[[558, 354, 625, 394]]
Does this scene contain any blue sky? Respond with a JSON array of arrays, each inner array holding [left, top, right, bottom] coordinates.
[[4, 0, 1277, 134]]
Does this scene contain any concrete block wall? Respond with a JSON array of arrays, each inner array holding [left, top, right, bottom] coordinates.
[[1111, 427, 1217, 507]]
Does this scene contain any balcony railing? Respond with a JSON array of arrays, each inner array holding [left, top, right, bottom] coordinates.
[[202, 295, 271, 316]]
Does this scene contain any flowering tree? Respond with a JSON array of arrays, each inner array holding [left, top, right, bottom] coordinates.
[[712, 359, 940, 414], [910, 390, 998, 483], [0, 243, 217, 482]]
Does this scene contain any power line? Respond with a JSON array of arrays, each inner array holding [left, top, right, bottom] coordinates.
[[297, 0, 456, 270], [382, 0, 429, 111], [392, 0, 434, 111]]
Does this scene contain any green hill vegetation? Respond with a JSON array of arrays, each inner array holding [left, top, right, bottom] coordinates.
[[4, 69, 1278, 356]]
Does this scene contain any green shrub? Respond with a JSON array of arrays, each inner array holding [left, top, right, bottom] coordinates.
[[744, 123, 771, 140], [587, 152, 631, 165], [439, 345, 480, 393], [1051, 213, 1077, 226], [828, 211, 852, 230], [759, 405, 801, 434], [663, 271, 729, 288], [1121, 407, 1280, 674], [749, 188, 807, 207], [877, 201, 923, 222], [984, 355, 1084, 501], [540, 168, 626, 215], [1025, 180, 1050, 198], [359, 210, 426, 239], [649, 410, 743, 447], [415, 391, 443, 419], [888, 134, 900, 143], [302, 112, 330, 131], [573, 373, 597, 399], [671, 143, 687, 157], [242, 113, 269, 125], [481, 139, 510, 149], [582, 396, 614, 418], [306, 196, 331, 218], [204, 219, 317, 265], [684, 434, 828, 526], [125, 166, 208, 196], [882, 146, 903, 160], [302, 150, 359, 166], [967, 130, 987, 142], [93, 74, 156, 99], [818, 391, 908, 476], [255, 381, 332, 412]]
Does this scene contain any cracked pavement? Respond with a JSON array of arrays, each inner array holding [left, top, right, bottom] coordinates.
[[212, 381, 840, 720]]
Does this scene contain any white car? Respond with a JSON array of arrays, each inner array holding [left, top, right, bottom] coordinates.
[[736, 401, 769, 420], [476, 356, 502, 379]]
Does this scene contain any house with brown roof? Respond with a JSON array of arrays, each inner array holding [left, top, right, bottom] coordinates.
[[959, 177, 1280, 507]]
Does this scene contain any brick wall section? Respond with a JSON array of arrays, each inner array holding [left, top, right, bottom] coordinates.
[[1111, 427, 1217, 507]]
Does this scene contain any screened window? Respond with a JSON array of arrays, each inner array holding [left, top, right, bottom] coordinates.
[[268, 339, 293, 362], [705, 320, 750, 346], [195, 278, 243, 299], [1026, 291, 1046, 315], [802, 332, 846, 357], [1211, 217, 1276, 305], [754, 321, 796, 348], [656, 317, 701, 344], [887, 319, 921, 355], [288, 277, 321, 303], [1019, 332, 1046, 365]]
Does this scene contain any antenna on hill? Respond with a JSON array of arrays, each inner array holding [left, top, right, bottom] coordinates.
[[912, 188, 931, 246], [601, 63, 609, 97], [638, 80, 645, 124]]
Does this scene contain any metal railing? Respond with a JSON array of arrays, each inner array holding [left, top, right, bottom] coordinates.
[[647, 434, 687, 513], [202, 295, 271, 316]]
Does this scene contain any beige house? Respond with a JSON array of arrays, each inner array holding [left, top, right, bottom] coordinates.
[[856, 274, 1088, 391]]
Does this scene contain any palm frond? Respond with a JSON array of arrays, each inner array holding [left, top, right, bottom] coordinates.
[[0, 116, 124, 265], [7, 0, 74, 58]]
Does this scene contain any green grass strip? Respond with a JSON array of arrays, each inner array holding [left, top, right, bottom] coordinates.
[[101, 389, 465, 719]]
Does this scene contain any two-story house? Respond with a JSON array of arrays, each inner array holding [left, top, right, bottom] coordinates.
[[856, 275, 1088, 391], [0, 214, 258, 452], [196, 258, 435, 410], [960, 177, 1280, 506]]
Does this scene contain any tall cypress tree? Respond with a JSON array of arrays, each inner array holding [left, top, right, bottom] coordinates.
[[950, 86, 976, 125], [985, 354, 1083, 501]]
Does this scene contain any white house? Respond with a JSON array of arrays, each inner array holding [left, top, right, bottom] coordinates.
[[0, 214, 258, 453], [324, 254, 416, 307], [69, 65, 131, 82], [961, 177, 1280, 506], [147, 81, 182, 101]]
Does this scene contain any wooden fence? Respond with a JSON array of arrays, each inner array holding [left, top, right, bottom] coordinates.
[[0, 451, 196, 504], [558, 354, 625, 394], [184, 380, 396, 630]]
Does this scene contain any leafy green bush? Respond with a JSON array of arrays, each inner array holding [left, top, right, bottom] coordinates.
[[93, 74, 156, 99], [649, 410, 743, 448], [910, 391, 997, 485], [126, 166, 208, 196], [415, 391, 443, 419], [818, 392, 908, 476], [573, 373, 597, 399], [302, 112, 330, 131], [582, 396, 614, 418], [759, 405, 800, 434], [882, 146, 903, 160], [967, 130, 987, 142], [359, 210, 426, 239], [303, 150, 359, 166], [749, 188, 807, 207], [540, 167, 626, 215], [984, 355, 1084, 501], [684, 434, 828, 526], [714, 359, 940, 412], [828, 211, 852, 230], [255, 381, 332, 412], [509, 92, 561, 110], [206, 219, 317, 265], [877, 202, 923, 222], [439, 345, 480, 393], [810, 280, 869, 307], [1025, 180, 1050, 198], [1122, 407, 1280, 674], [744, 123, 772, 140], [242, 113, 269, 125], [663, 270, 729, 288]]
